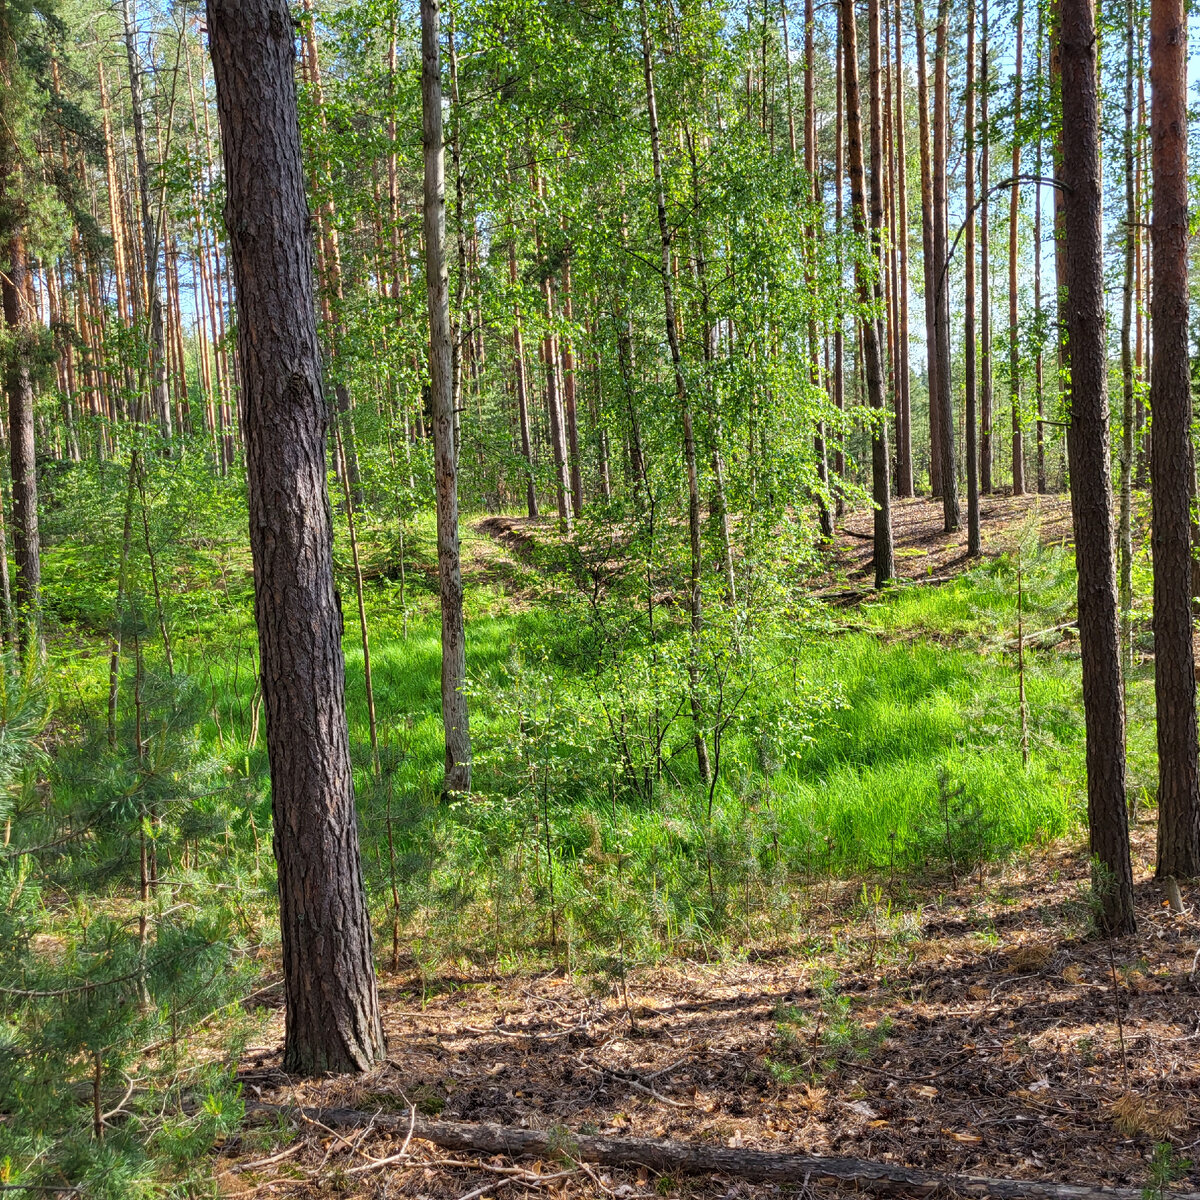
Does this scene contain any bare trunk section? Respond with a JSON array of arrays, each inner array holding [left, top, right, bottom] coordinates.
[[932, 0, 959, 531], [844, 0, 895, 587], [980, 0, 993, 494], [965, 0, 981, 557], [1058, 0, 1136, 935], [207, 0, 385, 1074], [421, 0, 472, 795], [1009, 1, 1025, 494], [1149, 0, 1200, 879], [915, 4, 939, 496]]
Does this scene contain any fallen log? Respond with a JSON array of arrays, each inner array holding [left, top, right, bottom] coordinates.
[[245, 1103, 1196, 1200]]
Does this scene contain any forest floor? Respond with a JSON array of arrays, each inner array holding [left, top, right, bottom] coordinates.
[[218, 829, 1199, 1199], [821, 493, 1075, 595], [213, 494, 1198, 1200]]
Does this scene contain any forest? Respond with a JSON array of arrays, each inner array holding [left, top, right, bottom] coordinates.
[[0, 0, 1198, 1195]]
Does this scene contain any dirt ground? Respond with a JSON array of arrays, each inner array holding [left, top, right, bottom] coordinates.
[[821, 493, 1075, 592], [218, 823, 1200, 1199], [217, 493, 1185, 1199]]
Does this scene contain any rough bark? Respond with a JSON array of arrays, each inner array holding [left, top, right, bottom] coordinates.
[[1149, 0, 1200, 878], [206, 0, 386, 1074], [421, 0, 472, 794], [1058, 0, 1136, 935]]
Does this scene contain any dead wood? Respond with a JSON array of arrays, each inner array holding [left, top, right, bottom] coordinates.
[[244, 1103, 1195, 1200]]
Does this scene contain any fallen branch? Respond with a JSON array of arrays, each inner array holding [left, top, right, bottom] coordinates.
[[244, 1104, 1197, 1200]]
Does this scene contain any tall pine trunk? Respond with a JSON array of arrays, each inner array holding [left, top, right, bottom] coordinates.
[[965, 0, 981, 557], [844, 0, 895, 586], [932, 0, 959, 531], [207, 0, 386, 1073], [1008, 0, 1025, 494], [1149, 0, 1200, 879], [1058, 0, 1136, 935]]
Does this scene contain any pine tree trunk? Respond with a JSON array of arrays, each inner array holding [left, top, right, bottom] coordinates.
[[122, 0, 173, 442], [845, 0, 894, 586], [1118, 0, 1136, 667], [893, 0, 913, 499], [1058, 0, 1136, 935], [915, 3, 940, 497], [1148, 0, 1200, 879], [964, 0, 981, 557], [1, 230, 42, 654], [980, 0, 993, 495], [421, 0, 472, 794], [932, 0, 959, 531], [206, 0, 386, 1073], [1009, 0, 1025, 495]]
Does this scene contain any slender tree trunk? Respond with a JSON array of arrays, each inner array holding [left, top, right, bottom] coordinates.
[[893, 0, 913, 499], [1033, 12, 1046, 495], [1009, 0, 1025, 494], [640, 0, 711, 781], [965, 0, 981, 557], [121, 0, 172, 442], [1058, 0, 1136, 935], [1, 231, 42, 655], [980, 0, 993, 494], [207, 0, 386, 1073], [844, 0, 894, 587], [561, 253, 584, 517], [1118, 0, 1136, 668], [932, 0, 959, 531], [421, 0, 472, 794], [1149, 0, 1200, 879], [509, 237, 538, 518], [833, 8, 846, 506], [915, 2, 940, 496]]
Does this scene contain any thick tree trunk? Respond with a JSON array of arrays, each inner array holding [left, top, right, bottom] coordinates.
[[1149, 0, 1200, 879], [844, 0, 894, 587], [964, 0, 980, 557], [1058, 0, 1137, 935], [421, 0, 472, 794], [206, 0, 386, 1074]]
